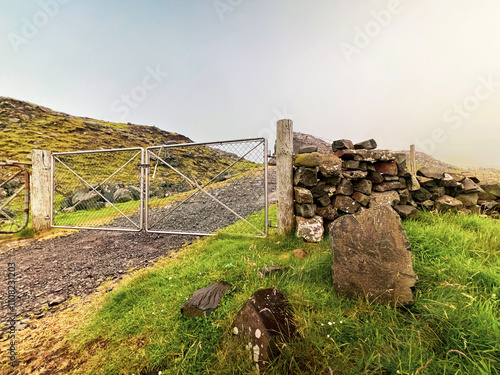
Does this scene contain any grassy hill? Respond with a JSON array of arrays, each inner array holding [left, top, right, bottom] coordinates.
[[0, 97, 193, 162]]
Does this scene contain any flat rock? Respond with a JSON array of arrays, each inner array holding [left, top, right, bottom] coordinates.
[[294, 152, 320, 168], [374, 161, 398, 175], [297, 146, 318, 154], [296, 215, 324, 243], [417, 167, 445, 180], [435, 195, 464, 212], [480, 179, 500, 197], [411, 188, 432, 202], [329, 206, 417, 306], [394, 205, 419, 220], [181, 281, 232, 318], [293, 248, 308, 260], [372, 181, 406, 192], [331, 139, 354, 152], [342, 170, 368, 180], [335, 149, 396, 162], [354, 139, 377, 150], [456, 193, 479, 207]]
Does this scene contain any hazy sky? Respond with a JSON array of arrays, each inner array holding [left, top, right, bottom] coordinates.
[[2, 1, 500, 167]]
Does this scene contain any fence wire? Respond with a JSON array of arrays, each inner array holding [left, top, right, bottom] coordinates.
[[52, 148, 144, 231], [146, 138, 268, 236], [0, 163, 30, 234]]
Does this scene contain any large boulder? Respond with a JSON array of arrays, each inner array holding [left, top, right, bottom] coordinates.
[[72, 190, 100, 210], [232, 288, 296, 371], [329, 206, 417, 305], [417, 167, 445, 180], [113, 187, 134, 203]]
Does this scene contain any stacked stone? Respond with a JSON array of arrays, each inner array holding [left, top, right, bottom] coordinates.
[[411, 167, 500, 214], [293, 139, 419, 242], [293, 138, 500, 242]]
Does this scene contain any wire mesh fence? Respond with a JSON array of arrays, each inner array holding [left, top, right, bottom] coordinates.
[[52, 148, 144, 231], [146, 138, 268, 236], [462, 168, 500, 183], [0, 163, 30, 234]]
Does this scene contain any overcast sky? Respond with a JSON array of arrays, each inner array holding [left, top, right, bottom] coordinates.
[[2, 0, 500, 167]]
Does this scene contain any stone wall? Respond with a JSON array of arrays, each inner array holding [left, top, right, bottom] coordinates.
[[293, 138, 500, 242]]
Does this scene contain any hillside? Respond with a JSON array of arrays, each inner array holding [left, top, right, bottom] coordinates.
[[0, 97, 192, 162]]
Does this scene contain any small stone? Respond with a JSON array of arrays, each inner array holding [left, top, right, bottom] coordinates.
[[48, 295, 66, 307], [352, 192, 371, 206], [394, 205, 419, 220], [369, 191, 400, 208], [407, 175, 421, 192], [318, 154, 342, 177], [354, 139, 377, 150], [332, 139, 354, 152], [427, 186, 446, 200], [417, 176, 437, 188], [297, 146, 318, 154], [374, 161, 398, 175], [417, 167, 445, 180], [353, 179, 372, 195], [411, 188, 433, 202], [435, 195, 464, 212], [366, 170, 384, 184], [335, 179, 354, 196], [296, 216, 324, 243], [342, 170, 368, 180], [294, 186, 314, 204], [181, 282, 232, 318], [294, 203, 316, 218], [314, 194, 331, 207], [372, 181, 406, 192], [294, 152, 320, 168], [293, 249, 308, 260], [315, 204, 339, 221], [456, 193, 479, 207], [332, 195, 360, 214], [294, 168, 318, 188]]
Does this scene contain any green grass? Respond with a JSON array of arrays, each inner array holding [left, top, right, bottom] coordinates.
[[65, 210, 499, 374]]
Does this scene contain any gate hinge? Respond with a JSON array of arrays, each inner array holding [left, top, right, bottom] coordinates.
[[136, 163, 151, 168]]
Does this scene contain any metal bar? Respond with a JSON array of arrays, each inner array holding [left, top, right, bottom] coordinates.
[[145, 149, 150, 231], [0, 209, 20, 227], [0, 186, 25, 211], [0, 169, 23, 188], [53, 156, 140, 229], [50, 225, 143, 232], [139, 148, 145, 231], [152, 145, 164, 179], [264, 138, 269, 236], [147, 137, 265, 151], [52, 147, 143, 156], [146, 141, 263, 229], [147, 154, 265, 235], [50, 153, 55, 227]]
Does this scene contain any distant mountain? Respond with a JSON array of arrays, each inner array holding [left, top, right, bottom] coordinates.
[[0, 97, 192, 162]]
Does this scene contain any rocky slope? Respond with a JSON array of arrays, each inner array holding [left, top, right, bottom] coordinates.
[[0, 97, 192, 162]]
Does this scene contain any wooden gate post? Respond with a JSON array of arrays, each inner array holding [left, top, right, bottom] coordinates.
[[409, 144, 416, 175], [276, 119, 294, 236], [31, 149, 52, 231]]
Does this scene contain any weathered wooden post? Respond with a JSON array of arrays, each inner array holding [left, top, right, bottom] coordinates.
[[409, 144, 416, 175], [31, 149, 52, 231], [276, 119, 294, 235]]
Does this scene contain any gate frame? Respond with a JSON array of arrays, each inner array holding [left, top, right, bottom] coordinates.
[[51, 147, 145, 232], [144, 138, 269, 237], [0, 162, 31, 234]]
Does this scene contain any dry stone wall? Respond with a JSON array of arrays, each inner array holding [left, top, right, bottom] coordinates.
[[293, 138, 500, 242]]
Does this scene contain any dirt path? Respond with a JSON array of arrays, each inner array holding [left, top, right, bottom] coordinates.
[[0, 230, 197, 334]]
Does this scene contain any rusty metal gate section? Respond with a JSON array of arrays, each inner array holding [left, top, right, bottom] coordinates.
[[145, 138, 268, 236], [0, 162, 31, 234], [51, 148, 145, 231]]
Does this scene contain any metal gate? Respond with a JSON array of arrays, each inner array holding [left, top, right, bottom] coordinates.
[[51, 138, 268, 237], [51, 148, 145, 231], [146, 138, 268, 236], [0, 162, 30, 234]]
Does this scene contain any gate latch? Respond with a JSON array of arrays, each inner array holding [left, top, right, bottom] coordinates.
[[136, 163, 150, 168]]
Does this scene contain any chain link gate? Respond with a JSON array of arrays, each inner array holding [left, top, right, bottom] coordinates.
[[51, 148, 145, 231], [51, 139, 268, 237], [0, 162, 31, 234], [145, 138, 268, 237]]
